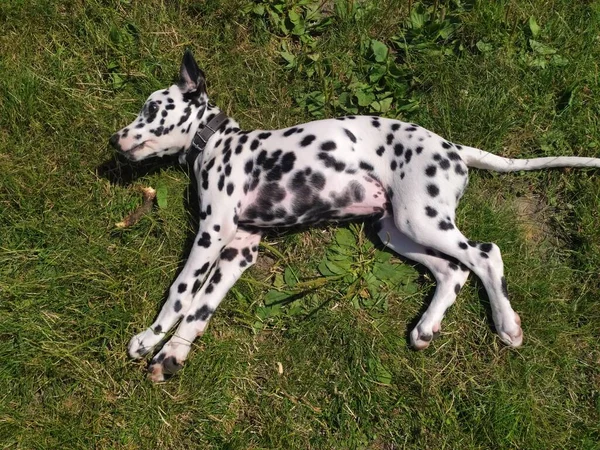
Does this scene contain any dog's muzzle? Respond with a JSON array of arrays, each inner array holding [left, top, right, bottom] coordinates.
[[109, 133, 121, 151]]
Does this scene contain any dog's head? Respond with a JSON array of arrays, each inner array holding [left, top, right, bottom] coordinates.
[[109, 50, 210, 161]]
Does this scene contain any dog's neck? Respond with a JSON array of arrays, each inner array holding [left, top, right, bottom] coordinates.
[[182, 104, 240, 164]]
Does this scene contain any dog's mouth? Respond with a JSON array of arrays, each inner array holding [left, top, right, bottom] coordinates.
[[121, 141, 153, 161]]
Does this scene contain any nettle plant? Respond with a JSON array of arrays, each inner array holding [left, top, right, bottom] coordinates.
[[252, 226, 418, 330], [244, 0, 471, 119]]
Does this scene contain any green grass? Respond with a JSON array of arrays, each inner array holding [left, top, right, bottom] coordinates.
[[1, 0, 600, 448]]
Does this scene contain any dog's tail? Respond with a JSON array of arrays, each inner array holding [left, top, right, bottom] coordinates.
[[459, 145, 600, 172]]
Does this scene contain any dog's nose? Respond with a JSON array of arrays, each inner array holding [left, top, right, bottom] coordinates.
[[109, 133, 121, 149]]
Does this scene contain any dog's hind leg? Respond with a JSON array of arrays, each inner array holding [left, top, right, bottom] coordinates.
[[146, 227, 261, 382], [391, 206, 523, 348], [376, 217, 471, 349]]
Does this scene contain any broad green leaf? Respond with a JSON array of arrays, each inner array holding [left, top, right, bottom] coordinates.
[[252, 4, 265, 15], [284, 266, 297, 288], [409, 7, 426, 29], [369, 64, 387, 83], [374, 250, 392, 263], [529, 39, 556, 55], [355, 89, 376, 107], [318, 258, 337, 276], [368, 358, 392, 385], [279, 51, 296, 67], [551, 55, 568, 66], [335, 228, 356, 247], [325, 259, 349, 275], [288, 9, 300, 24], [476, 40, 493, 53], [273, 272, 284, 288], [378, 97, 393, 113], [264, 289, 293, 305], [528, 16, 540, 38], [370, 39, 388, 62]]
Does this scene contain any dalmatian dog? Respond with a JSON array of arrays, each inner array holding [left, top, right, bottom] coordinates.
[[109, 50, 600, 382]]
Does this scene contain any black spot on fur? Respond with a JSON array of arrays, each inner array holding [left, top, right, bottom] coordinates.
[[425, 165, 437, 177], [177, 283, 187, 293], [197, 232, 211, 248], [458, 242, 468, 250], [258, 132, 271, 140], [394, 143, 404, 156], [359, 161, 374, 171], [241, 247, 253, 263], [439, 220, 454, 230], [194, 262, 210, 276], [192, 279, 202, 294], [454, 283, 461, 294], [447, 151, 461, 161], [480, 252, 489, 259], [391, 160, 397, 171], [321, 141, 336, 151], [344, 128, 357, 143], [427, 184, 439, 197], [281, 152, 296, 173], [479, 242, 493, 253], [250, 139, 260, 151], [350, 181, 365, 201], [226, 183, 234, 196], [376, 146, 385, 156], [221, 248, 239, 261], [301, 135, 316, 147], [283, 127, 298, 137], [425, 206, 438, 217], [174, 300, 182, 312], [310, 172, 326, 190], [318, 152, 346, 172], [442, 141, 452, 149], [501, 277, 508, 297], [439, 158, 451, 170]]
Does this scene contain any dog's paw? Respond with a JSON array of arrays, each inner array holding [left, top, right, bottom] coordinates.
[[496, 312, 523, 348], [147, 353, 183, 383], [128, 328, 164, 360], [410, 322, 441, 350]]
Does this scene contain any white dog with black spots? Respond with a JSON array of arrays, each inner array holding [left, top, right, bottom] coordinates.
[[109, 50, 600, 382]]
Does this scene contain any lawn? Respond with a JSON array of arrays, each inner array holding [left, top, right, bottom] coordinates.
[[1, 0, 599, 448]]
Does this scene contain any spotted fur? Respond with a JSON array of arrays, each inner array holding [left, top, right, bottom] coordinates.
[[110, 50, 600, 382]]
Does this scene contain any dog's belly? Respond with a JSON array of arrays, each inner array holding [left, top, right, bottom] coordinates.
[[239, 169, 389, 227]]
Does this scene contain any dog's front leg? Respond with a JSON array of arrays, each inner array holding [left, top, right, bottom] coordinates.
[[127, 218, 240, 360], [146, 227, 262, 382]]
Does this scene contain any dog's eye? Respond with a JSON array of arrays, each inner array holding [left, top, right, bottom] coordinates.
[[148, 102, 159, 115]]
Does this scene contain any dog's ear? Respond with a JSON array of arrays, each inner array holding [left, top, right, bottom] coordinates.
[[179, 49, 206, 95]]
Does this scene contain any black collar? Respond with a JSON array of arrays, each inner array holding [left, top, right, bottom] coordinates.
[[186, 111, 229, 163]]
